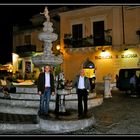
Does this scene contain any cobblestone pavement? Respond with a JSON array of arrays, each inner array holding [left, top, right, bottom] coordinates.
[[65, 90, 140, 136], [1, 90, 140, 136], [0, 113, 37, 124]]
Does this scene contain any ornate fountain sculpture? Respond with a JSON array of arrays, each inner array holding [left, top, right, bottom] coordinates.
[[32, 6, 63, 67], [32, 6, 66, 113]]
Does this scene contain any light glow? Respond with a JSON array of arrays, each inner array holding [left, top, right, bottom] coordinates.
[[12, 53, 19, 64], [100, 51, 111, 59], [56, 45, 61, 50]]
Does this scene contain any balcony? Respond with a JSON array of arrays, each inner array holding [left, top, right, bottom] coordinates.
[[64, 36, 112, 49], [15, 44, 36, 57], [64, 38, 112, 48]]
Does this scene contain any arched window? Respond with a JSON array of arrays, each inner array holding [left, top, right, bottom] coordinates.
[[83, 59, 95, 69], [83, 59, 95, 78]]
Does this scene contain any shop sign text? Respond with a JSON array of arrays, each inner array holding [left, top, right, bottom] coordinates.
[[95, 55, 112, 59], [121, 53, 137, 58]]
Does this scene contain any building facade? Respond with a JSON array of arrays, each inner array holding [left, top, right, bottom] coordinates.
[[59, 6, 140, 83], [13, 6, 140, 84]]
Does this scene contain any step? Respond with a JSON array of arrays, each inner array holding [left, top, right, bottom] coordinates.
[[0, 113, 38, 124], [0, 110, 96, 134], [0, 96, 103, 115]]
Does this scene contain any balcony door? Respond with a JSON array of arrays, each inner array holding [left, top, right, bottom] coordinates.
[[72, 24, 83, 39], [72, 24, 83, 48], [93, 21, 105, 46]]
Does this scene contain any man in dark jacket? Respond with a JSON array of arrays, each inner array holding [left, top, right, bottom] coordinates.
[[37, 65, 55, 116], [73, 69, 91, 118]]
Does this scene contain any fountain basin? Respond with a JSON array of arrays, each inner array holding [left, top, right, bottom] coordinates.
[[32, 54, 63, 66], [38, 32, 58, 42], [0, 85, 103, 115]]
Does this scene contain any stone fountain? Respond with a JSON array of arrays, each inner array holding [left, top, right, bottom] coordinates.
[[32, 6, 63, 67]]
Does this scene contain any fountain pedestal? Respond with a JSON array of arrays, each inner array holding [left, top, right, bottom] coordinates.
[[103, 74, 112, 98], [57, 89, 71, 113]]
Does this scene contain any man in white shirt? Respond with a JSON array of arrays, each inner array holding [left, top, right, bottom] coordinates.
[[37, 65, 55, 117], [73, 69, 91, 118]]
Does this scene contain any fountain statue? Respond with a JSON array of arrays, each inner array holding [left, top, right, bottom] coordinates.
[[32, 6, 63, 67]]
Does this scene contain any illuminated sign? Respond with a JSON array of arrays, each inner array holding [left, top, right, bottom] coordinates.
[[95, 55, 112, 59], [121, 53, 138, 58], [95, 51, 112, 59]]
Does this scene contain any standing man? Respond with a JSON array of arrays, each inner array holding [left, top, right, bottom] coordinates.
[[73, 69, 91, 118], [37, 65, 55, 116], [130, 72, 138, 96]]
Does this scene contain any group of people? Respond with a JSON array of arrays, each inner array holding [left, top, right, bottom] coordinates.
[[37, 64, 91, 119], [0, 76, 16, 98]]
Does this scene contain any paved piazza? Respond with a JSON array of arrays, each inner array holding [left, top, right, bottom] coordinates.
[[66, 90, 140, 136], [0, 90, 140, 136]]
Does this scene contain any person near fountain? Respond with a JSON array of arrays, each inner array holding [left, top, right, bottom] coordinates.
[[37, 65, 55, 117], [54, 70, 65, 114], [130, 72, 139, 96], [73, 69, 91, 119]]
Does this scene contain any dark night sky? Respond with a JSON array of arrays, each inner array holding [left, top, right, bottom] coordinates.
[[0, 5, 64, 64]]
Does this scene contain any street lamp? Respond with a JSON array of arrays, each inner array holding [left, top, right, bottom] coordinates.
[[56, 44, 63, 56], [52, 44, 62, 56], [56, 44, 61, 51]]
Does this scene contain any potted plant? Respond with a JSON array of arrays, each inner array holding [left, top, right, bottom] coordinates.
[[82, 35, 94, 47], [86, 35, 94, 45], [63, 33, 72, 47], [104, 29, 112, 45]]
